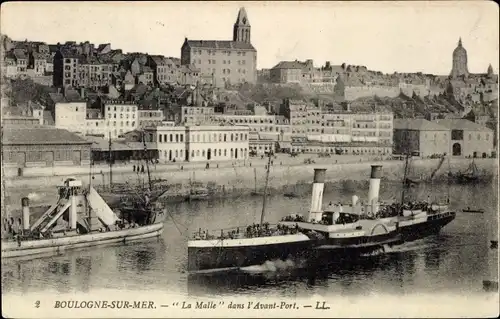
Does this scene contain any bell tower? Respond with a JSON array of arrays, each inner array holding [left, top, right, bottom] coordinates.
[[233, 7, 251, 43]]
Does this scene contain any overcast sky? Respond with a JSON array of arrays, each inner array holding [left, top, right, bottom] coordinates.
[[1, 1, 498, 75]]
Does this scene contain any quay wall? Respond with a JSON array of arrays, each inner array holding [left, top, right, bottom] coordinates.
[[3, 157, 497, 211]]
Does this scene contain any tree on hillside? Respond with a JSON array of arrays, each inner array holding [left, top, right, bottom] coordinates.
[[8, 78, 53, 107]]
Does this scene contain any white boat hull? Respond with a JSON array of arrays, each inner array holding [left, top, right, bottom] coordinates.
[[1, 223, 163, 259]]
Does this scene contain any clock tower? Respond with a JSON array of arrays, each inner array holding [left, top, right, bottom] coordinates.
[[233, 7, 251, 43]]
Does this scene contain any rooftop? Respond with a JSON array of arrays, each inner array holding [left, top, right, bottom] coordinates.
[[2, 125, 92, 145], [394, 119, 448, 131], [432, 119, 493, 132], [271, 61, 307, 70], [184, 39, 256, 51]]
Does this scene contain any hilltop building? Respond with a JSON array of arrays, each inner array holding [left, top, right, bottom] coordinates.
[[450, 38, 469, 79], [181, 7, 257, 87]]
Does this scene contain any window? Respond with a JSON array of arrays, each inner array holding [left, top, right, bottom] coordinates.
[[180, 135, 184, 142], [231, 134, 234, 142], [202, 150, 205, 157], [224, 149, 227, 156], [224, 134, 227, 142], [159, 135, 163, 143], [191, 150, 195, 158]]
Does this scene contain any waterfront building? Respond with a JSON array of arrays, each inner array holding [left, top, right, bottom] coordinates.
[[278, 99, 394, 156], [149, 125, 250, 162], [393, 119, 450, 157], [433, 119, 494, 158], [2, 125, 92, 176], [181, 7, 257, 87]]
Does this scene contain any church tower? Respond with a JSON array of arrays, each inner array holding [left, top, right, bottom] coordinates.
[[450, 37, 469, 79], [233, 7, 251, 43]]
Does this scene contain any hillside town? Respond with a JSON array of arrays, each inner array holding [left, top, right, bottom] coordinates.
[[1, 7, 498, 177]]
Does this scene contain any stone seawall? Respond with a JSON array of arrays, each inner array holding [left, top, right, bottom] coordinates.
[[3, 158, 497, 210]]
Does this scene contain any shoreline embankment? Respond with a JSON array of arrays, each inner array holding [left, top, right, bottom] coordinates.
[[3, 157, 497, 212]]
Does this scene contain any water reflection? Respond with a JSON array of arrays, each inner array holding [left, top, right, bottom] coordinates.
[[1, 182, 497, 297]]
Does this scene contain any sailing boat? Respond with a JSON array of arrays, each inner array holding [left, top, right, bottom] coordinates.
[[449, 158, 481, 184], [97, 131, 170, 208], [187, 152, 314, 273]]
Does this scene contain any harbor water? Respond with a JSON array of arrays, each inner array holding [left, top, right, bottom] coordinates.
[[1, 181, 498, 299]]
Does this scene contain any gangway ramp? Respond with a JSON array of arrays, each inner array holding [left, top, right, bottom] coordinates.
[[87, 187, 119, 226]]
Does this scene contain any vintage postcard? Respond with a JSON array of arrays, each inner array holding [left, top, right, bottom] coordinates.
[[1, 1, 498, 318]]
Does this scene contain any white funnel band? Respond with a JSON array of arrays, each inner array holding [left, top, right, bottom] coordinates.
[[22, 197, 30, 230], [368, 165, 383, 205]]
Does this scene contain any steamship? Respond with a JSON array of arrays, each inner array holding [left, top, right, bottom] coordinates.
[[280, 165, 456, 248], [1, 178, 165, 259], [279, 166, 402, 257], [187, 158, 404, 273]]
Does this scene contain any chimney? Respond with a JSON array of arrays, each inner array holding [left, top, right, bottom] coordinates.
[[309, 168, 327, 222], [80, 87, 85, 99], [367, 165, 383, 206], [21, 197, 30, 231]]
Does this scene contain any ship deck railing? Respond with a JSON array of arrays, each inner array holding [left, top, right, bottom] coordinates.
[[190, 223, 301, 241]]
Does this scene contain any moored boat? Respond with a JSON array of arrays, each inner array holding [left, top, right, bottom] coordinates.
[[1, 178, 165, 259]]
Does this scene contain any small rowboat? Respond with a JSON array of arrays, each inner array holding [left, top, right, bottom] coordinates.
[[462, 208, 485, 214]]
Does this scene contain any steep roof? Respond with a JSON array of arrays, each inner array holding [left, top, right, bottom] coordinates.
[[13, 49, 27, 60], [184, 39, 255, 51], [2, 126, 91, 145], [235, 7, 249, 25], [394, 119, 448, 131], [433, 119, 493, 132], [271, 61, 305, 70]]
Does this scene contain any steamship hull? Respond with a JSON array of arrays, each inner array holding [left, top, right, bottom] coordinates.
[[397, 211, 456, 242], [187, 233, 316, 273], [1, 222, 163, 259]]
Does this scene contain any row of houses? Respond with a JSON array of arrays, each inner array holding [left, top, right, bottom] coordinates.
[[3, 115, 494, 178]]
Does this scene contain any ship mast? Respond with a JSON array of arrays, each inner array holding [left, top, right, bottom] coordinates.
[[141, 130, 153, 191], [260, 151, 273, 226], [1, 126, 8, 222], [446, 152, 451, 204], [401, 151, 410, 204], [108, 132, 113, 188]]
